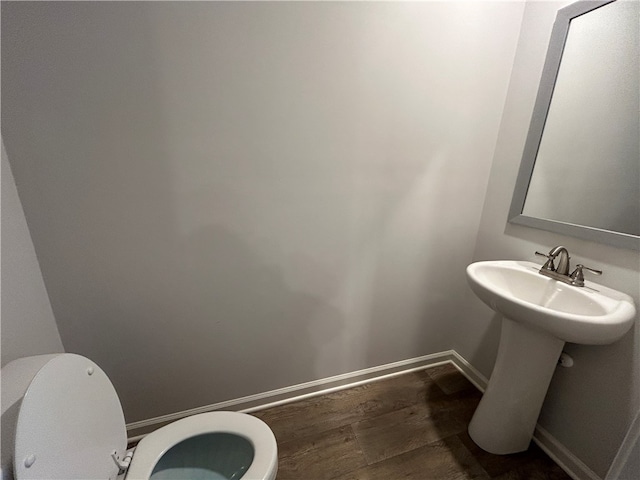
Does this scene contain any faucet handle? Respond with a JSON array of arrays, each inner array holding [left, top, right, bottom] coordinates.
[[535, 251, 555, 271], [569, 264, 603, 286]]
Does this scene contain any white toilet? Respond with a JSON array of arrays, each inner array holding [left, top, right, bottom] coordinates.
[[1, 353, 278, 480]]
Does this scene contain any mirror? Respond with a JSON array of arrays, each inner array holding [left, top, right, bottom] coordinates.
[[509, 0, 640, 250]]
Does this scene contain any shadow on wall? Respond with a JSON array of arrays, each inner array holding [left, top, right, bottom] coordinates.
[[360, 147, 487, 369], [115, 226, 346, 422]]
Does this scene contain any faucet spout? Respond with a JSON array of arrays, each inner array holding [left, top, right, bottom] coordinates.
[[548, 246, 570, 275]]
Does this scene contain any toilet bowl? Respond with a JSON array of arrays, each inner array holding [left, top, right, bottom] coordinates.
[[1, 354, 278, 480]]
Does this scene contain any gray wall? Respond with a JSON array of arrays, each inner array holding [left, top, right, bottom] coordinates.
[[1, 141, 64, 365], [1, 2, 524, 423], [457, 1, 640, 477]]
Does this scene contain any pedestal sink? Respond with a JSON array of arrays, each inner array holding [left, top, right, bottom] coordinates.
[[466, 260, 636, 455]]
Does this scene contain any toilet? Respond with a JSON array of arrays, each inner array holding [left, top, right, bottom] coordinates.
[[1, 353, 278, 480]]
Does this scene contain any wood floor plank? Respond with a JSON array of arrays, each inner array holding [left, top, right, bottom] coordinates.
[[252, 390, 365, 444], [337, 435, 491, 480], [275, 425, 367, 480], [430, 388, 483, 426], [353, 402, 468, 464], [353, 370, 448, 417], [456, 431, 571, 479], [426, 364, 478, 395], [253, 370, 446, 443], [490, 456, 572, 480]]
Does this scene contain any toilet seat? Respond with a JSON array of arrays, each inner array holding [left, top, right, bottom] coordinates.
[[9, 354, 277, 480], [126, 412, 277, 480]]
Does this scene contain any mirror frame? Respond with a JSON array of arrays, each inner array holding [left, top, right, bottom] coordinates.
[[508, 0, 640, 251]]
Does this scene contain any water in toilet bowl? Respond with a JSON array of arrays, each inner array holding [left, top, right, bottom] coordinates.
[[149, 432, 255, 480]]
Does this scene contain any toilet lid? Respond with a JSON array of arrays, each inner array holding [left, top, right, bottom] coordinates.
[[14, 354, 127, 480]]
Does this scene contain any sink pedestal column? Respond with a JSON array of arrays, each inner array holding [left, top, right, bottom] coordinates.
[[468, 317, 564, 454]]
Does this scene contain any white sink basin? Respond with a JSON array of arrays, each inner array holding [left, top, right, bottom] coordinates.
[[467, 260, 636, 345], [466, 259, 636, 455]]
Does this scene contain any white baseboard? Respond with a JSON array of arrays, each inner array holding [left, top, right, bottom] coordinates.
[[449, 350, 489, 392], [533, 424, 601, 480], [126, 350, 603, 480]]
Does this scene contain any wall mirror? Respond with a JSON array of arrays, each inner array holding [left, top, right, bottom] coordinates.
[[509, 0, 639, 250]]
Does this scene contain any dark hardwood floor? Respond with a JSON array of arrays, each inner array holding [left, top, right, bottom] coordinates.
[[251, 363, 571, 480]]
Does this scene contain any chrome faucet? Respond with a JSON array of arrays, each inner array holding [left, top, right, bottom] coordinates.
[[535, 245, 602, 287]]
